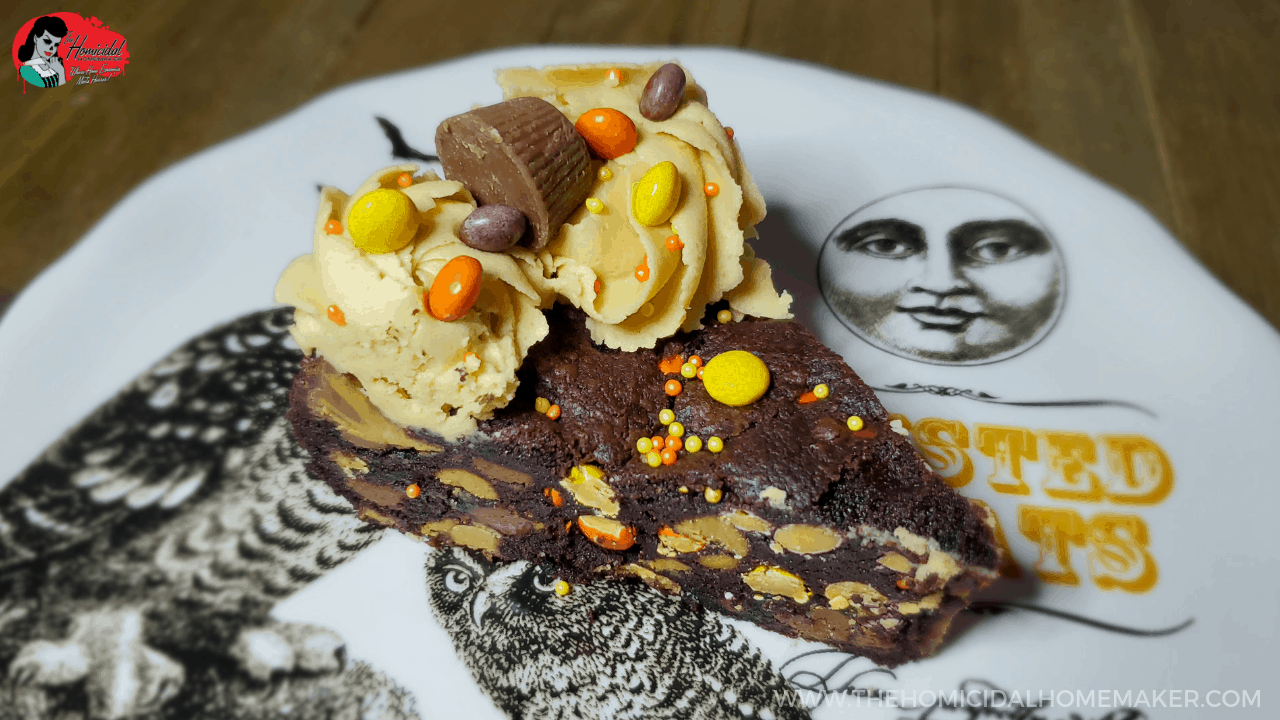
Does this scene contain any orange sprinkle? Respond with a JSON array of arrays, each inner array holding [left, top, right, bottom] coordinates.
[[325, 219, 343, 235], [396, 172, 413, 188], [659, 354, 685, 374], [725, 126, 735, 139], [666, 436, 683, 452], [665, 235, 684, 251], [704, 182, 720, 197], [593, 278, 602, 295], [798, 391, 819, 404], [651, 435, 666, 451], [896, 579, 910, 590], [661, 448, 677, 465], [665, 379, 682, 396], [545, 488, 564, 507], [546, 404, 562, 420], [327, 305, 346, 326], [405, 484, 421, 499], [635, 256, 650, 282], [688, 355, 703, 367]]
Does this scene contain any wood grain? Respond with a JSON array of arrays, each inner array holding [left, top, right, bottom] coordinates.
[[1, 0, 1276, 329]]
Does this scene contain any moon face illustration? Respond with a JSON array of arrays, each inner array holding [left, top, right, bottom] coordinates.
[[818, 187, 1066, 365]]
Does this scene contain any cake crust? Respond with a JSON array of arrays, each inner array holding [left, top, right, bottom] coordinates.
[[288, 305, 998, 666]]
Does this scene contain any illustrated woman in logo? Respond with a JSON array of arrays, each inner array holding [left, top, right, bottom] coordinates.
[[17, 16, 69, 88], [818, 187, 1065, 365]]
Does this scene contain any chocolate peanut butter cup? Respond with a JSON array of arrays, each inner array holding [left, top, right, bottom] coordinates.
[[436, 97, 592, 250]]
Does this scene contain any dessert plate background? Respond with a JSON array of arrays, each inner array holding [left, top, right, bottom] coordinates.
[[2, 47, 1277, 719]]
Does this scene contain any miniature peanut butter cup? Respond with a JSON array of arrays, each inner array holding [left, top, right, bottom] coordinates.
[[436, 97, 592, 250]]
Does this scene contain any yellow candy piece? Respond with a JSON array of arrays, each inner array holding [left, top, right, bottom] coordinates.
[[631, 161, 682, 227], [554, 580, 571, 596], [701, 350, 770, 407], [685, 436, 703, 453], [347, 189, 418, 254]]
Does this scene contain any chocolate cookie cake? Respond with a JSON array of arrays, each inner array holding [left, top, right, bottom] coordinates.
[[289, 304, 998, 666], [275, 62, 1000, 667]]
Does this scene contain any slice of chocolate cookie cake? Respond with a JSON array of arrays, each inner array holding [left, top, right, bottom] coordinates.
[[275, 62, 999, 666], [288, 304, 999, 666]]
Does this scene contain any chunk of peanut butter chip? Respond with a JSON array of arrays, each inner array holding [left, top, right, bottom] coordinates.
[[675, 516, 749, 557], [449, 524, 502, 552], [878, 552, 913, 574], [774, 524, 843, 555], [743, 565, 810, 603], [825, 581, 887, 605], [330, 451, 368, 478], [698, 554, 740, 570], [437, 468, 499, 500], [559, 465, 620, 517], [473, 458, 532, 486], [724, 510, 773, 533]]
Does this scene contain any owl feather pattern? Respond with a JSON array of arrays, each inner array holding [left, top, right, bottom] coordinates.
[[427, 547, 810, 720]]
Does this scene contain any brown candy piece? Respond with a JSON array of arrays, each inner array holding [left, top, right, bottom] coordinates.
[[459, 204, 526, 252], [436, 97, 592, 250], [640, 63, 687, 121]]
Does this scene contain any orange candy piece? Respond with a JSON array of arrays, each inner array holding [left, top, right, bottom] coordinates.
[[688, 355, 703, 367], [427, 256, 483, 321], [665, 436, 683, 452], [798, 391, 819, 404], [324, 219, 343, 235], [545, 488, 564, 507], [396, 172, 413, 188], [665, 235, 684, 251], [725, 127, 735, 139], [575, 108, 638, 160], [704, 182, 720, 197], [405, 483, 421, 499], [635, 256, 650, 282], [546, 404, 562, 420], [665, 379, 682, 396], [593, 278, 602, 295], [660, 449, 677, 465], [578, 516, 637, 551], [327, 304, 346, 326], [659, 354, 685, 374], [651, 435, 666, 451]]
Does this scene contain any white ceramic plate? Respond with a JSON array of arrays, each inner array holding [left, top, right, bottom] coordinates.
[[2, 47, 1276, 719]]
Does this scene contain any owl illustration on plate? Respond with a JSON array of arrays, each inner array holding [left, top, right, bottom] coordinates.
[[0, 309, 417, 720], [427, 546, 810, 720]]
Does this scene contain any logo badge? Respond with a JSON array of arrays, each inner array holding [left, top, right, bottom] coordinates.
[[12, 13, 129, 92]]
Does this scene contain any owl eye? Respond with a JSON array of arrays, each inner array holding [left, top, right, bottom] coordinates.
[[443, 567, 472, 593], [531, 568, 559, 593]]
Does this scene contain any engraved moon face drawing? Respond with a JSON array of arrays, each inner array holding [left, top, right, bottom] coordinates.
[[818, 187, 1066, 365]]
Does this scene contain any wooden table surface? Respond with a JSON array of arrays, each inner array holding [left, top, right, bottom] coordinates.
[[3, 0, 1278, 329]]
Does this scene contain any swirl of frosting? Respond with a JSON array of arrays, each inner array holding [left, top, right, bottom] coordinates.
[[498, 63, 792, 352], [276, 165, 553, 440]]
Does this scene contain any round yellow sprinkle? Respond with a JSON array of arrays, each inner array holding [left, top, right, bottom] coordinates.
[[347, 189, 418, 254], [554, 580, 571, 596], [707, 436, 724, 453], [705, 487, 723, 504], [685, 436, 703, 453], [814, 383, 830, 399], [847, 415, 864, 432], [679, 486, 689, 493], [668, 422, 684, 438], [680, 362, 698, 378], [585, 197, 604, 214], [716, 309, 733, 324], [701, 351, 770, 407], [598, 166, 613, 181], [658, 408, 676, 425], [636, 437, 653, 454], [535, 397, 551, 414], [646, 451, 663, 468]]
